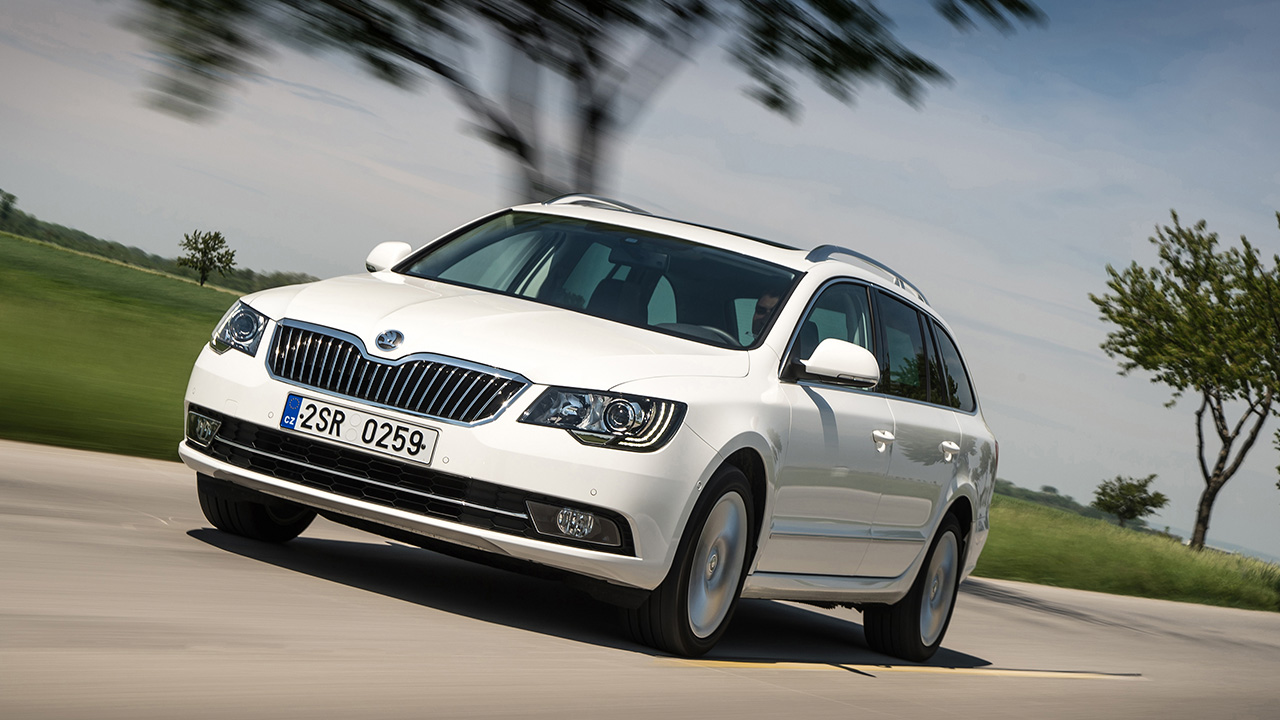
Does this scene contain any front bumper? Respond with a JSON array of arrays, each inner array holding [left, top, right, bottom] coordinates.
[[181, 343, 720, 591]]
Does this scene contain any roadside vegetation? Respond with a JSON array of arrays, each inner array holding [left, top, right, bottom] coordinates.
[[2, 228, 1277, 611], [0, 191, 315, 294], [0, 232, 229, 460], [974, 495, 1280, 612]]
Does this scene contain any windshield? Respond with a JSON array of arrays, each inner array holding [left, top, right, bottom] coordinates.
[[399, 212, 800, 349]]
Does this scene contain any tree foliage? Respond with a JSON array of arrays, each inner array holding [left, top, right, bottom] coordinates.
[[0, 189, 15, 220], [177, 229, 238, 286], [1091, 474, 1169, 529], [1090, 211, 1280, 549], [130, 0, 1045, 199]]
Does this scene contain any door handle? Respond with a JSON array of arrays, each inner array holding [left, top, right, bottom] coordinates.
[[939, 440, 960, 462], [872, 429, 895, 453]]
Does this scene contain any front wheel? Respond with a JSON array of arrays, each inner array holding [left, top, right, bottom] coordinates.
[[862, 514, 964, 662], [623, 465, 754, 657], [197, 474, 316, 543]]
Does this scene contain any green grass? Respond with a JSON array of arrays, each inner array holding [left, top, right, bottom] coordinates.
[[0, 232, 233, 460], [974, 495, 1280, 612]]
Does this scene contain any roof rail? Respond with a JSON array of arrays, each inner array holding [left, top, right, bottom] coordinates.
[[542, 194, 651, 215], [805, 244, 929, 305]]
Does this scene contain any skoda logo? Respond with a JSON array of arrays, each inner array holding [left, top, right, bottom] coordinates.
[[375, 329, 404, 351]]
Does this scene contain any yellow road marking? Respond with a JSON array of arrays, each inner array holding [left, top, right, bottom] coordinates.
[[658, 658, 1143, 680]]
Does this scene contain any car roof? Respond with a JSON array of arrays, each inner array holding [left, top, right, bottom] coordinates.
[[515, 195, 932, 309]]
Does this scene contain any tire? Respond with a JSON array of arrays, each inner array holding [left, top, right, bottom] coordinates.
[[197, 474, 316, 543], [623, 465, 754, 657], [863, 514, 964, 662]]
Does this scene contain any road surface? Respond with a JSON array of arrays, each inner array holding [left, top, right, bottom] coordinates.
[[3, 440, 1278, 719]]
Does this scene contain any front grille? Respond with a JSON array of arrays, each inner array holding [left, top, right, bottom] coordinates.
[[187, 406, 635, 556], [267, 322, 527, 425]]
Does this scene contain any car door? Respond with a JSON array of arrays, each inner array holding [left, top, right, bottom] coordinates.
[[760, 281, 895, 577], [860, 291, 962, 578]]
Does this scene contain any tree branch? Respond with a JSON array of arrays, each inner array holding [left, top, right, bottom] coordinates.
[[1221, 388, 1274, 482], [312, 1, 536, 169], [599, 4, 715, 133], [1195, 390, 1211, 484]]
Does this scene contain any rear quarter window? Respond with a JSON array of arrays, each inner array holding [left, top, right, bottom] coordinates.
[[932, 322, 976, 412]]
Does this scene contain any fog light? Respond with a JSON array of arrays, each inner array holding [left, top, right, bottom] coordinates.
[[526, 501, 622, 547], [556, 508, 595, 538], [186, 411, 221, 447]]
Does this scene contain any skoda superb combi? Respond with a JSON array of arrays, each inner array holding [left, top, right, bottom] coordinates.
[[181, 195, 996, 660]]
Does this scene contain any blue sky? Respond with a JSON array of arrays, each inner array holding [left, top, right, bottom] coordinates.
[[1, 0, 1278, 559]]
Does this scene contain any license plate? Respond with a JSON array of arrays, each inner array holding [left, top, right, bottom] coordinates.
[[280, 394, 438, 466]]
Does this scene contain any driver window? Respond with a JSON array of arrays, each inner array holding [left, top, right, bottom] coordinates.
[[794, 283, 873, 361]]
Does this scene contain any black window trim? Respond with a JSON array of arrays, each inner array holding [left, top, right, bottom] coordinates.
[[870, 289, 981, 415], [778, 278, 877, 389], [929, 318, 979, 414]]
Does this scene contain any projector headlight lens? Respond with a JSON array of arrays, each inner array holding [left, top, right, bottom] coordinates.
[[210, 301, 268, 356]]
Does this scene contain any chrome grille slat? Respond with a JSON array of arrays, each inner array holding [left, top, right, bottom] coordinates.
[[446, 373, 484, 418], [424, 367, 459, 416], [393, 363, 421, 407], [306, 336, 318, 385], [268, 324, 525, 425], [459, 376, 498, 419], [414, 366, 447, 414], [288, 327, 302, 378], [379, 366, 395, 405], [436, 370, 470, 415], [319, 337, 335, 388]]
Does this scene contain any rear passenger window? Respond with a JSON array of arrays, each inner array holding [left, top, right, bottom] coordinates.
[[932, 323, 976, 412], [878, 294, 928, 402]]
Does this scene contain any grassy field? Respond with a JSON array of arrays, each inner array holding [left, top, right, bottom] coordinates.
[[0, 232, 232, 460], [975, 495, 1280, 611], [3, 230, 1278, 610]]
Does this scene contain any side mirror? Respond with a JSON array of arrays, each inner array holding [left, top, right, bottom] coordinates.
[[800, 338, 881, 389], [365, 242, 413, 272]]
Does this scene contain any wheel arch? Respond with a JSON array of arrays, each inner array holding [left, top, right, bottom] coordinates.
[[721, 446, 768, 558], [945, 494, 974, 559]]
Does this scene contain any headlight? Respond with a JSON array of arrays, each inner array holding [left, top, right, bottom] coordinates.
[[519, 387, 686, 451], [210, 301, 269, 356]]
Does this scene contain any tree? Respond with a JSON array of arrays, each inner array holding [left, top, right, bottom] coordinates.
[[129, 0, 1045, 201], [1090, 211, 1280, 549], [1091, 474, 1168, 529], [0, 189, 15, 221], [177, 229, 237, 286]]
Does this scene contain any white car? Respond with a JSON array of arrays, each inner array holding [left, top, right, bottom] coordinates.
[[180, 195, 996, 660]]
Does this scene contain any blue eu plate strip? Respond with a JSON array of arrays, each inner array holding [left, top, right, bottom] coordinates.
[[280, 394, 302, 429]]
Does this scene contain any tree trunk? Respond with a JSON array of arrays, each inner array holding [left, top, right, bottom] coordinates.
[[1190, 479, 1223, 550], [1190, 387, 1273, 550], [571, 66, 606, 196]]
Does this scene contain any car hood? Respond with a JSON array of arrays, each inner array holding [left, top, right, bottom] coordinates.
[[244, 273, 749, 388]]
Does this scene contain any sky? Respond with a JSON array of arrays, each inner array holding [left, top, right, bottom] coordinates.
[[1, 0, 1278, 559]]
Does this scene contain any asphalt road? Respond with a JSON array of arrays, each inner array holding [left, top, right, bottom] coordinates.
[[3, 440, 1279, 720]]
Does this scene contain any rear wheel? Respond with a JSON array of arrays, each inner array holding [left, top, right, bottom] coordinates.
[[623, 465, 754, 657], [197, 474, 315, 543], [863, 514, 963, 662]]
